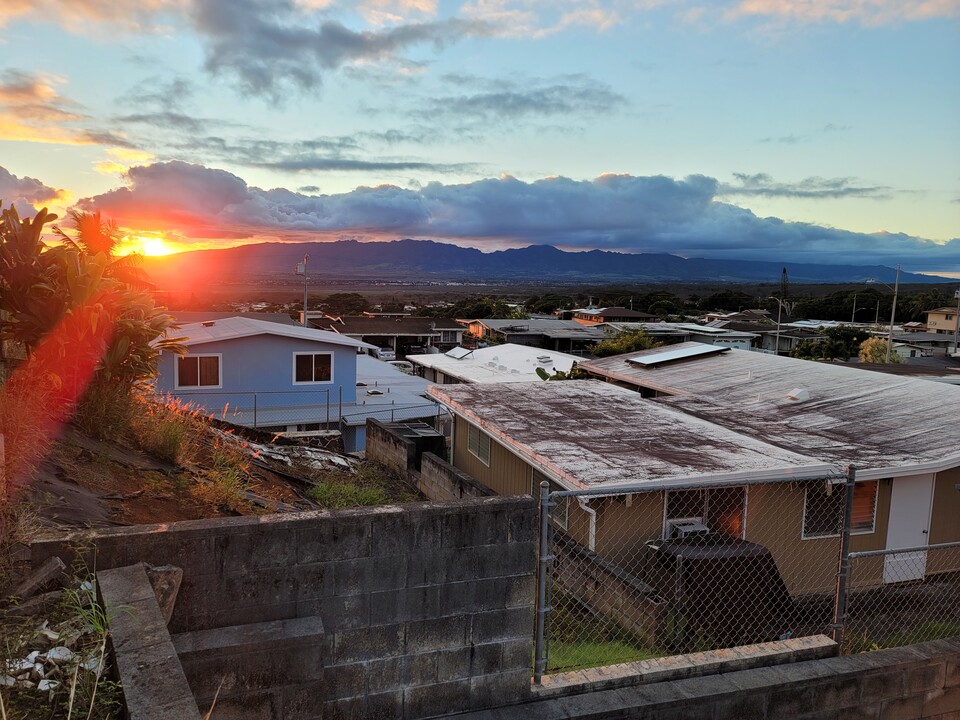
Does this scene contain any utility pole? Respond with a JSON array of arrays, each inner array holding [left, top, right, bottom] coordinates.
[[953, 288, 960, 356], [884, 264, 900, 364], [296, 254, 309, 326], [850, 293, 857, 324]]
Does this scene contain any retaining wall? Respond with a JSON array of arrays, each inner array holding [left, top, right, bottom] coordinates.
[[32, 497, 537, 720]]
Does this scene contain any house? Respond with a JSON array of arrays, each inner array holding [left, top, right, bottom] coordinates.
[[459, 318, 605, 353], [428, 344, 960, 596], [887, 332, 959, 357], [307, 315, 464, 357], [406, 344, 582, 385], [428, 380, 848, 597], [156, 315, 373, 430], [926, 306, 959, 335], [572, 307, 660, 325]]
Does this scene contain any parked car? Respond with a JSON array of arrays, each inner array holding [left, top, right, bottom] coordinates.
[[376, 347, 396, 361], [388, 360, 414, 374]]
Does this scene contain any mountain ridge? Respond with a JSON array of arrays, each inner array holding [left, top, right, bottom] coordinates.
[[141, 239, 951, 285]]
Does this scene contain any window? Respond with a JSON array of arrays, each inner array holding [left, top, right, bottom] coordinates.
[[803, 480, 878, 539], [176, 355, 221, 389], [293, 352, 333, 384], [663, 487, 746, 538], [440, 330, 459, 343], [466, 423, 491, 465], [533, 470, 568, 530]]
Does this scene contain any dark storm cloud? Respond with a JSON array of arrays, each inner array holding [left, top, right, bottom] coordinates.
[[79, 161, 958, 271], [721, 172, 892, 200], [188, 0, 491, 98]]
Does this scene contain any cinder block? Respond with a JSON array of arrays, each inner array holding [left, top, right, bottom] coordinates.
[[499, 638, 532, 674], [298, 519, 372, 564], [279, 679, 327, 720], [295, 561, 335, 600], [767, 685, 818, 718], [333, 555, 408, 596], [947, 658, 960, 688], [713, 691, 768, 720], [407, 614, 470, 653], [904, 662, 947, 695], [306, 593, 369, 632], [404, 678, 473, 720], [923, 686, 960, 717], [470, 607, 534, 644], [215, 528, 297, 571], [436, 647, 472, 682], [201, 689, 279, 720], [404, 651, 439, 687], [879, 694, 925, 720], [332, 624, 406, 664], [861, 670, 905, 703], [366, 657, 403, 694], [468, 668, 533, 707], [182, 643, 325, 699], [324, 662, 368, 701]]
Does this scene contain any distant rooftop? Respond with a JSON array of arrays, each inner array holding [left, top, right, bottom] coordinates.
[[311, 315, 462, 335], [468, 318, 606, 340], [407, 344, 582, 383]]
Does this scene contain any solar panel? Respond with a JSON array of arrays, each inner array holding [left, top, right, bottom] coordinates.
[[445, 347, 473, 359], [626, 344, 730, 367]]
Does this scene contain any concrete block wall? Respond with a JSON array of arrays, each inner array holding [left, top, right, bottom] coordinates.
[[31, 496, 538, 720], [448, 636, 960, 720], [417, 453, 496, 503], [366, 418, 417, 479]]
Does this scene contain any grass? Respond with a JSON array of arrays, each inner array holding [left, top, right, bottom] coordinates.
[[844, 620, 960, 654], [306, 462, 410, 509], [546, 593, 662, 673], [129, 393, 198, 464], [192, 436, 252, 513]]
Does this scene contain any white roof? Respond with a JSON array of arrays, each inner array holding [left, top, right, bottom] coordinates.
[[339, 354, 441, 427], [429, 381, 834, 491], [175, 316, 376, 350], [406, 344, 583, 383]]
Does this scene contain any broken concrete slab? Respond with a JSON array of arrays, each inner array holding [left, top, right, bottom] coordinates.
[[7, 556, 65, 602]]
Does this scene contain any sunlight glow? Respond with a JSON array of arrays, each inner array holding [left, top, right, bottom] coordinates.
[[118, 233, 178, 257]]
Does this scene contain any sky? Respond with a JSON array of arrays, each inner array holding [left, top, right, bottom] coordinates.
[[0, 0, 958, 274]]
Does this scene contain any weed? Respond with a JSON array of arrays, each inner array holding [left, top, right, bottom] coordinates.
[[129, 393, 198, 464], [73, 380, 134, 442], [308, 481, 389, 509], [192, 437, 251, 512], [305, 461, 411, 509]]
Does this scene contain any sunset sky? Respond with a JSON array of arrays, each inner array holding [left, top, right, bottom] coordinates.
[[0, 1, 958, 273]]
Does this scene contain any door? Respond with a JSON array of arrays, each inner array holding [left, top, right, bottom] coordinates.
[[883, 474, 934, 583]]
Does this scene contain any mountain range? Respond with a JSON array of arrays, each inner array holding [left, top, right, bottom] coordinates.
[[142, 239, 950, 287]]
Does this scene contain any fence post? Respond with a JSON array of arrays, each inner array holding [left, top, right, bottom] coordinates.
[[832, 464, 856, 648], [534, 480, 553, 684], [253, 394, 257, 429], [326, 391, 330, 426]]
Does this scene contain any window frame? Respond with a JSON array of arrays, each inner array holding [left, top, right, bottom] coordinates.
[[292, 351, 335, 385], [175, 353, 222, 390], [801, 480, 879, 540], [466, 423, 491, 466]]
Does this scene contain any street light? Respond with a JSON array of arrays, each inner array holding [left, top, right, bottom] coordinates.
[[865, 263, 900, 364]]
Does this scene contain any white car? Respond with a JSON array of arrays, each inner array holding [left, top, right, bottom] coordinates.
[[376, 348, 396, 361]]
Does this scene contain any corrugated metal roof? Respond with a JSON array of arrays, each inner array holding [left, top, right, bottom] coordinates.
[[407, 344, 582, 383], [581, 342, 960, 477], [428, 381, 832, 491], [473, 318, 606, 340], [176, 316, 376, 349]]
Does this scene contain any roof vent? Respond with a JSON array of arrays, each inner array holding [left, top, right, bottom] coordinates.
[[787, 388, 810, 402], [536, 355, 553, 365], [201, 321, 216, 327], [367, 389, 384, 396]]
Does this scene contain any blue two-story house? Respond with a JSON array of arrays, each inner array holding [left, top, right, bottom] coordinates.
[[156, 316, 375, 433]]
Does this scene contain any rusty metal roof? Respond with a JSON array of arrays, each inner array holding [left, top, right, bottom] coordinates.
[[581, 343, 960, 478], [428, 381, 832, 491]]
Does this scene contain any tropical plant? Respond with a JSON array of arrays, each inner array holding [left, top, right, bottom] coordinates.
[[535, 362, 589, 380], [858, 336, 902, 364], [590, 329, 660, 358], [53, 208, 150, 288]]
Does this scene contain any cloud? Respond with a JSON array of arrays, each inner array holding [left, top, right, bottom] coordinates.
[[0, 164, 65, 216], [188, 0, 492, 98], [78, 161, 959, 271], [721, 172, 893, 200], [417, 74, 627, 122], [727, 0, 960, 25]]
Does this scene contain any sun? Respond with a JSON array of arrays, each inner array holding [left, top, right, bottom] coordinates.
[[118, 234, 178, 257]]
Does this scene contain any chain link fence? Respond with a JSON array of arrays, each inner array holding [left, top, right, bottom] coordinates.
[[842, 542, 960, 654], [533, 469, 960, 681]]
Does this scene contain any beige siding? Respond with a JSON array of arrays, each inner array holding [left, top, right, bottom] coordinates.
[[453, 416, 532, 496], [928, 467, 960, 576]]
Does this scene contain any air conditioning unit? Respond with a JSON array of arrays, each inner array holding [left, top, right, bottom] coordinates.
[[669, 520, 711, 540]]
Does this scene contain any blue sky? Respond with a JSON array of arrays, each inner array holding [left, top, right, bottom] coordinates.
[[0, 0, 957, 273]]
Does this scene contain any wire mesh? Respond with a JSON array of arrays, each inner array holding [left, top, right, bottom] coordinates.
[[540, 479, 852, 674], [843, 543, 960, 654]]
